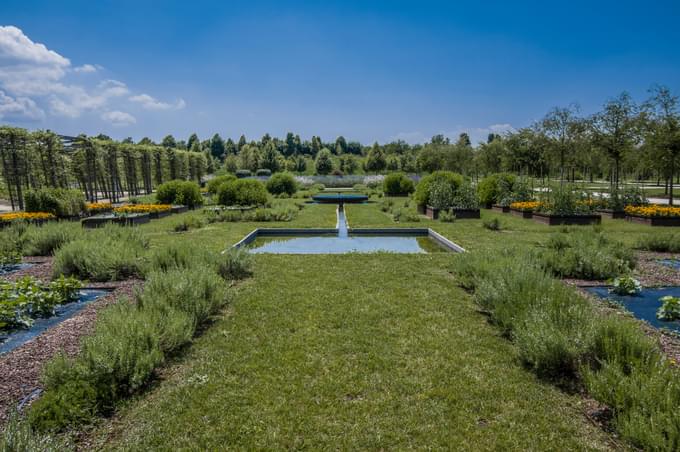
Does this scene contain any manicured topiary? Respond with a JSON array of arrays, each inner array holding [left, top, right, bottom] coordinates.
[[156, 180, 203, 208], [217, 179, 268, 206], [383, 173, 415, 196], [266, 172, 297, 196]]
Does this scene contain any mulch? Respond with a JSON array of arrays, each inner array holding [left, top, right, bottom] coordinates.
[[0, 259, 141, 425]]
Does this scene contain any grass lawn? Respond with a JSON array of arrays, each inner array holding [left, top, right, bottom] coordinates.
[[79, 201, 641, 449]]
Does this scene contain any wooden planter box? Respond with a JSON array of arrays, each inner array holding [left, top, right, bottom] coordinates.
[[596, 209, 626, 220], [417, 204, 426, 215], [82, 213, 150, 228], [171, 205, 188, 214], [510, 208, 533, 219], [452, 208, 481, 219], [482, 202, 493, 209], [426, 206, 480, 220], [532, 213, 602, 226], [149, 210, 171, 219], [0, 218, 53, 229], [492, 205, 510, 213], [625, 215, 680, 227]]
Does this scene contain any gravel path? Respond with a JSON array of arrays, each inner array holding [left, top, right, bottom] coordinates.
[[0, 259, 141, 425]]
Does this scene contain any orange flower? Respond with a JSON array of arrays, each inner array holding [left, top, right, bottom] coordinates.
[[625, 205, 680, 218], [510, 201, 541, 211], [0, 212, 56, 222], [86, 202, 112, 212], [113, 204, 172, 214]]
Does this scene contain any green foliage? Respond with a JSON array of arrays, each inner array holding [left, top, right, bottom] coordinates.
[[171, 214, 205, 232], [51, 225, 148, 281], [22, 222, 79, 256], [0, 410, 68, 451], [428, 180, 455, 210], [540, 230, 635, 280], [266, 173, 298, 196], [0, 222, 26, 264], [217, 179, 269, 206], [537, 185, 594, 215], [0, 276, 82, 332], [414, 171, 463, 206], [477, 173, 515, 206], [148, 242, 212, 273], [206, 175, 236, 194], [156, 180, 203, 208], [482, 218, 502, 231], [438, 209, 456, 222], [314, 149, 334, 175], [216, 248, 253, 281], [24, 188, 86, 218], [657, 296, 680, 321], [635, 232, 680, 252], [610, 276, 641, 295], [383, 173, 415, 196], [451, 183, 479, 209]]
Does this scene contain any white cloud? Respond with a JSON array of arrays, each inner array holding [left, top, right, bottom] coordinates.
[[101, 110, 136, 126], [0, 25, 184, 123], [0, 90, 44, 120], [73, 63, 98, 73], [129, 93, 185, 111]]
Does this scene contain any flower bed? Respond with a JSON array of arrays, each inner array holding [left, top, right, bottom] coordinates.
[[81, 213, 150, 228], [625, 205, 680, 226], [532, 212, 601, 226], [0, 212, 55, 227], [86, 202, 112, 214], [113, 204, 172, 215], [509, 201, 540, 219]]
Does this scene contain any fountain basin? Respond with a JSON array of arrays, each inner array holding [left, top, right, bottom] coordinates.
[[312, 193, 368, 204]]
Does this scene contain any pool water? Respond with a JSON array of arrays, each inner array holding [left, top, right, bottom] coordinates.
[[586, 286, 680, 333], [0, 263, 34, 276], [658, 259, 680, 270], [249, 235, 445, 254], [0, 289, 110, 355]]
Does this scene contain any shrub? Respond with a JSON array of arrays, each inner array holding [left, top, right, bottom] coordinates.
[[24, 188, 86, 218], [428, 180, 455, 210], [51, 225, 148, 281], [171, 214, 205, 232], [23, 222, 79, 256], [452, 183, 479, 209], [0, 222, 27, 264], [156, 180, 203, 208], [235, 169, 251, 178], [414, 171, 463, 206], [217, 179, 268, 206], [476, 173, 516, 206], [148, 242, 212, 273], [0, 410, 67, 451], [540, 230, 636, 280], [438, 210, 456, 222], [482, 218, 502, 231], [635, 232, 680, 253], [206, 175, 236, 194], [383, 173, 415, 196], [537, 185, 594, 215], [256, 168, 272, 177], [217, 247, 253, 281], [266, 173, 298, 196]]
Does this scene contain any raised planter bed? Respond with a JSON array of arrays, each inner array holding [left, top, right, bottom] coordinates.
[[81, 213, 150, 228], [596, 209, 626, 220], [417, 204, 426, 215], [510, 208, 533, 219], [492, 205, 510, 213], [171, 205, 188, 214], [625, 215, 680, 227], [425, 206, 480, 220], [149, 210, 171, 219], [532, 213, 602, 226]]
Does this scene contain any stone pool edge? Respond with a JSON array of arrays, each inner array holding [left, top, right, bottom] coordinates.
[[230, 227, 465, 253]]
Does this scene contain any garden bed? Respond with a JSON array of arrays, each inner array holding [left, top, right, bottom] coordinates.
[[81, 213, 151, 228], [425, 206, 480, 220], [171, 205, 188, 214], [532, 213, 601, 226], [492, 205, 510, 213], [596, 209, 626, 219], [509, 208, 533, 219], [625, 215, 680, 227]]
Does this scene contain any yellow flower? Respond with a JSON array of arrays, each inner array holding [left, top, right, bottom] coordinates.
[[0, 212, 56, 222], [625, 205, 680, 218], [86, 202, 112, 212], [113, 204, 172, 214], [510, 201, 541, 211]]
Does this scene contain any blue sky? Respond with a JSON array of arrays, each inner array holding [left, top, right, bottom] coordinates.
[[1, 0, 679, 144]]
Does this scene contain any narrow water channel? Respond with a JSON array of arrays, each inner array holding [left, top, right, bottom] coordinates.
[[336, 205, 348, 238]]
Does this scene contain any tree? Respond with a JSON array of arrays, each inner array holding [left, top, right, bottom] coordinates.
[[190, 140, 202, 153], [259, 142, 281, 172], [339, 155, 358, 174], [210, 133, 226, 160], [237, 135, 247, 152], [161, 135, 177, 148], [138, 137, 154, 145], [541, 105, 581, 185], [457, 133, 471, 147], [431, 134, 450, 145], [644, 85, 680, 204], [364, 143, 386, 173], [225, 138, 237, 155], [187, 133, 199, 150], [335, 136, 347, 154], [590, 92, 639, 188], [315, 148, 333, 175]]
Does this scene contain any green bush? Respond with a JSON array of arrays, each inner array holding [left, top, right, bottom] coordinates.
[[482, 218, 502, 231], [635, 232, 680, 253], [383, 173, 415, 196], [428, 180, 455, 210], [414, 171, 463, 206], [476, 173, 516, 206], [23, 222, 79, 256], [452, 183, 479, 209], [148, 242, 212, 273], [438, 210, 456, 222], [217, 247, 253, 281], [51, 225, 148, 281], [156, 180, 203, 208], [206, 175, 236, 194], [266, 173, 298, 196], [171, 214, 205, 232], [537, 185, 594, 215], [0, 410, 68, 451], [0, 222, 26, 264], [540, 230, 636, 280], [24, 188, 86, 218], [217, 179, 268, 206]]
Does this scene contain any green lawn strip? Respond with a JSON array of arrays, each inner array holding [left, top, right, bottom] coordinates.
[[93, 255, 611, 450]]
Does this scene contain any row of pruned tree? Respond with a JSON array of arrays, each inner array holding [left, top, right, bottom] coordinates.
[[0, 129, 207, 209]]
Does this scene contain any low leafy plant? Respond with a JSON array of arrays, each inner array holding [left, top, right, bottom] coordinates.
[[610, 276, 642, 295], [482, 218, 502, 231], [657, 296, 680, 321], [438, 210, 456, 222]]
